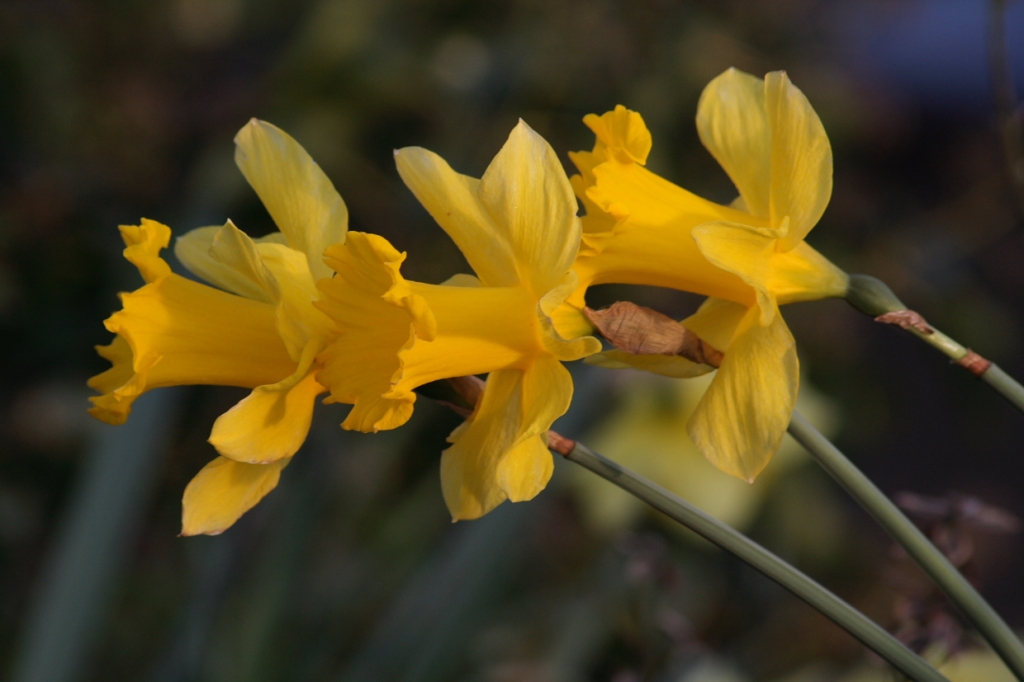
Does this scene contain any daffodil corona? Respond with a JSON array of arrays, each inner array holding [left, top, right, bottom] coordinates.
[[88, 120, 346, 535], [315, 120, 601, 521], [569, 69, 849, 482]]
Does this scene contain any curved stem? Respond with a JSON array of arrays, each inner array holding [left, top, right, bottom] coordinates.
[[560, 439, 950, 682], [846, 274, 1024, 416], [787, 411, 1024, 681]]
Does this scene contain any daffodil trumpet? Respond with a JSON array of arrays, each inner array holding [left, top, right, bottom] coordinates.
[[315, 120, 601, 521], [568, 68, 851, 482], [88, 120, 347, 536]]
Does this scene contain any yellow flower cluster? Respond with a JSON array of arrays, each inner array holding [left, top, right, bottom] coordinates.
[[89, 69, 849, 535]]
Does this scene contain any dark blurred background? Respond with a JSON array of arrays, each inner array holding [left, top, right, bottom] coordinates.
[[2, 0, 1024, 680]]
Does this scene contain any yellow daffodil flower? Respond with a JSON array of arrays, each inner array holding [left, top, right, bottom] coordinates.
[[88, 120, 346, 535], [568, 68, 849, 482], [315, 120, 601, 521]]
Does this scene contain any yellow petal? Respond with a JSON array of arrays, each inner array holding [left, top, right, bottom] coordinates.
[[181, 456, 290, 536], [441, 363, 520, 517], [88, 334, 135, 397], [586, 144, 741, 226], [173, 227, 289, 299], [765, 71, 832, 251], [537, 271, 603, 361], [393, 146, 518, 288], [696, 68, 771, 220], [209, 220, 280, 300], [173, 225, 274, 302], [577, 161, 758, 304], [440, 273, 482, 287], [694, 220, 849, 310], [234, 119, 348, 281], [548, 300, 595, 341], [567, 126, 617, 245], [316, 232, 433, 432], [257, 231, 289, 245], [567, 118, 614, 241], [90, 273, 296, 423], [440, 355, 571, 520], [769, 240, 849, 305], [683, 296, 750, 351], [695, 70, 832, 248], [209, 344, 326, 463], [396, 121, 581, 297], [179, 221, 330, 360], [568, 151, 617, 238], [119, 219, 172, 283], [256, 241, 331, 359], [87, 335, 145, 424], [581, 105, 652, 165], [477, 120, 581, 296], [692, 220, 780, 326], [687, 306, 799, 482]]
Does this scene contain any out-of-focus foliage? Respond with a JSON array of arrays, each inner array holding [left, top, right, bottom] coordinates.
[[2, 0, 1024, 680], [569, 371, 838, 536]]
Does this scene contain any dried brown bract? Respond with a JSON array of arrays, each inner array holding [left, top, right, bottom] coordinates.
[[584, 302, 723, 368], [545, 431, 576, 456], [446, 375, 485, 414], [954, 350, 993, 377], [875, 310, 935, 335]]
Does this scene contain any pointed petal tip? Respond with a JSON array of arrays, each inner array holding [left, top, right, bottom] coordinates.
[[510, 117, 539, 138], [179, 527, 226, 537], [178, 522, 228, 537], [234, 118, 259, 144]]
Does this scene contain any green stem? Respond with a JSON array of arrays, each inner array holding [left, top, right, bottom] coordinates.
[[846, 274, 1024, 415], [981, 364, 1024, 413], [561, 440, 950, 682], [787, 411, 1024, 681]]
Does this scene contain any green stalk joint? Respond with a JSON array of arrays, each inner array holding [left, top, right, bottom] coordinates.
[[845, 274, 907, 316]]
